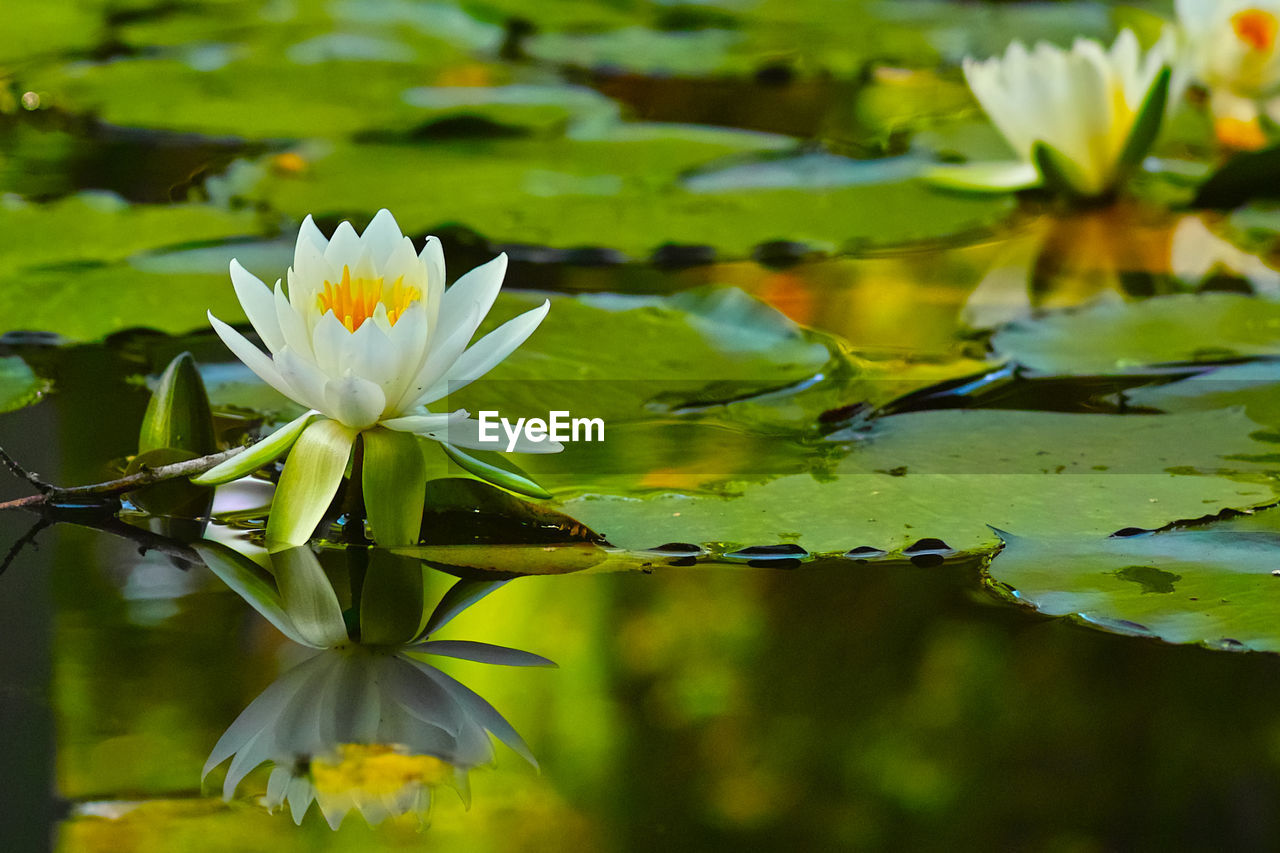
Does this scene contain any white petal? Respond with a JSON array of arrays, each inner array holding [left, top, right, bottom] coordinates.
[[420, 236, 445, 329], [275, 348, 330, 412], [289, 239, 334, 312], [323, 373, 386, 429], [347, 317, 408, 399], [360, 208, 405, 267], [209, 312, 304, 405], [380, 409, 467, 434], [393, 302, 482, 412], [324, 220, 361, 264], [437, 254, 507, 342], [274, 281, 314, 361], [414, 300, 549, 407], [296, 214, 328, 256], [230, 260, 284, 352], [311, 311, 349, 379]]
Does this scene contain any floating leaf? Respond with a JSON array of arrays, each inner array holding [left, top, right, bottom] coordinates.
[[0, 356, 46, 414], [244, 136, 1016, 257], [558, 408, 1280, 555], [991, 294, 1280, 374], [987, 511, 1280, 652]]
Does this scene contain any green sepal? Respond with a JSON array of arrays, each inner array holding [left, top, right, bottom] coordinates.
[[192, 540, 308, 645], [1118, 66, 1171, 174], [192, 411, 318, 486], [1032, 140, 1093, 198], [139, 352, 216, 457], [362, 428, 427, 547], [358, 549, 427, 645], [272, 546, 350, 647], [265, 418, 359, 550], [441, 443, 553, 499], [921, 160, 1041, 194]]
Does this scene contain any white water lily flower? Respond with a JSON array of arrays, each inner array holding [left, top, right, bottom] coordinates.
[[197, 543, 554, 829], [1177, 1, 1280, 148], [193, 209, 561, 549], [928, 31, 1174, 198]]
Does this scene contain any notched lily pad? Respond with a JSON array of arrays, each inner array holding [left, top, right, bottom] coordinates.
[[559, 408, 1280, 555], [987, 510, 1280, 653]]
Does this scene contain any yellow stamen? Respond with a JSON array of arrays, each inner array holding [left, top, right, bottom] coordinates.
[[1215, 115, 1269, 150], [1233, 9, 1279, 52], [311, 744, 451, 797], [317, 265, 420, 332]]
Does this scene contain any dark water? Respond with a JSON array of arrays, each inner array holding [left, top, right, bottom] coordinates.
[[0, 328, 1278, 852]]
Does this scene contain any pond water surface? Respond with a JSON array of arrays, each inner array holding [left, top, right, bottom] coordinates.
[[8, 1, 1280, 851]]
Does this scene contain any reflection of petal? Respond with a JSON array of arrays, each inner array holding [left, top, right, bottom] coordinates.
[[1170, 215, 1280, 294], [416, 639, 558, 668]]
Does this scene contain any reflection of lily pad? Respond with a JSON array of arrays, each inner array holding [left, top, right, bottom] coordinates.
[[986, 511, 1280, 653], [991, 295, 1280, 374], [557, 409, 1279, 554]]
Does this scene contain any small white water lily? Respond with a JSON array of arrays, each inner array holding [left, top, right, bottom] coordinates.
[[928, 31, 1174, 198], [197, 543, 554, 829], [193, 210, 561, 549], [1177, 1, 1280, 148]]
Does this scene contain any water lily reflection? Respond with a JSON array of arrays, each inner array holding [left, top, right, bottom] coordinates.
[[195, 542, 555, 828]]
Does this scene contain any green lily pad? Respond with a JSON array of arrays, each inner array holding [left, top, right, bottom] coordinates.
[[0, 356, 46, 414], [990, 294, 1280, 374], [1124, 360, 1280, 427], [0, 263, 238, 341], [244, 135, 1016, 257], [200, 284, 848, 429], [0, 194, 262, 278], [556, 408, 1280, 555], [986, 510, 1280, 653]]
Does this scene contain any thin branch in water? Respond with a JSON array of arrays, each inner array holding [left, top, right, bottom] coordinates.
[[0, 516, 51, 576], [0, 445, 247, 512], [0, 446, 54, 494]]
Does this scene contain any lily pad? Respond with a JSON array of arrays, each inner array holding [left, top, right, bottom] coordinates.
[[986, 510, 1280, 653], [244, 136, 1016, 257], [990, 294, 1280, 374], [0, 194, 262, 278], [200, 285, 848, 431], [1124, 360, 1280, 427], [0, 356, 46, 414], [557, 408, 1280, 555], [0, 264, 237, 341]]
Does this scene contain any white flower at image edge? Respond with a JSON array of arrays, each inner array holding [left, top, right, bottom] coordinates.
[[1176, 0, 1280, 147], [193, 210, 562, 548], [928, 30, 1174, 198]]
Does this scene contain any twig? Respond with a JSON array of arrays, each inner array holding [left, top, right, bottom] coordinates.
[[0, 516, 50, 576], [0, 446, 53, 493], [0, 446, 246, 512]]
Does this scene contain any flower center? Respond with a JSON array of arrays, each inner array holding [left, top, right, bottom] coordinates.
[[317, 265, 420, 332], [1232, 9, 1279, 53], [311, 744, 450, 797]]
